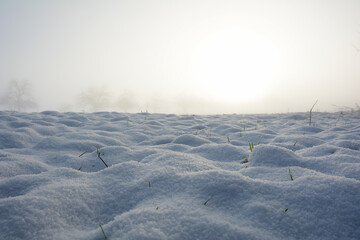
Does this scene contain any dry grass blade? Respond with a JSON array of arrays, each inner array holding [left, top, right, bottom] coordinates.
[[97, 147, 108, 167], [99, 224, 107, 239], [78, 151, 87, 157], [203, 198, 211, 206], [309, 100, 318, 126]]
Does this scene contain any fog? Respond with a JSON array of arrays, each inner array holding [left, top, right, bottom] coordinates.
[[1, 0, 360, 114]]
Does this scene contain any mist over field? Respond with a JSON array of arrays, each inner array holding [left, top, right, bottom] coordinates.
[[1, 0, 360, 114]]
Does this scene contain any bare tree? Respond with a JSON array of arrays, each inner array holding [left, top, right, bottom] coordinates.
[[0, 80, 38, 112], [115, 92, 139, 112], [78, 85, 111, 112]]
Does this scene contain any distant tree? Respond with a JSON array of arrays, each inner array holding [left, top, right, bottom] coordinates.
[[115, 92, 139, 113], [0, 80, 38, 112], [354, 44, 360, 53], [353, 27, 360, 53], [78, 85, 111, 112]]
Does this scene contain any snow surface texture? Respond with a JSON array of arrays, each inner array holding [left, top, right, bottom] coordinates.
[[0, 111, 359, 240]]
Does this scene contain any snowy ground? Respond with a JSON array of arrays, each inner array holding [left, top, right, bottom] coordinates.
[[0, 111, 359, 240]]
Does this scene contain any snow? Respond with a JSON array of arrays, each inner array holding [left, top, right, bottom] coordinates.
[[0, 111, 359, 240]]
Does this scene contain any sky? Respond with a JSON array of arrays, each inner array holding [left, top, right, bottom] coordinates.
[[0, 0, 360, 114]]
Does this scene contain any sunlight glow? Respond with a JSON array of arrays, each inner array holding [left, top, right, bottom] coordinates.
[[192, 29, 280, 103]]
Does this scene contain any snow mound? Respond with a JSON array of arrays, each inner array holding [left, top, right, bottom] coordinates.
[[173, 134, 211, 147], [249, 145, 301, 167], [0, 111, 359, 240], [187, 143, 248, 162]]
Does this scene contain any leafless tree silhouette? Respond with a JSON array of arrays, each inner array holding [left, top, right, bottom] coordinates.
[[115, 92, 139, 112], [0, 80, 38, 112], [78, 86, 111, 112]]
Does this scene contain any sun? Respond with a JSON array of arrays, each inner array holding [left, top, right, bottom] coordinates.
[[191, 29, 279, 103]]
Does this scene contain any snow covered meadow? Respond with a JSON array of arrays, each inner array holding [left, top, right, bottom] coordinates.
[[0, 110, 359, 240]]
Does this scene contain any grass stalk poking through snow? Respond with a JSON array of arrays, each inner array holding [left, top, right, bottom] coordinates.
[[78, 151, 88, 157], [99, 224, 107, 239], [242, 155, 249, 164], [309, 99, 318, 126], [289, 168, 294, 181], [203, 198, 211, 206], [207, 128, 212, 137], [249, 142, 254, 152], [97, 147, 108, 168], [148, 180, 159, 210], [77, 151, 88, 171], [227, 136, 231, 143]]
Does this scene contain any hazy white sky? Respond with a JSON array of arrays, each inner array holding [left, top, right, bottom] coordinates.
[[1, 0, 359, 114]]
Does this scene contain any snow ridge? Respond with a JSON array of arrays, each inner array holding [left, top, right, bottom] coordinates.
[[0, 111, 359, 240]]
